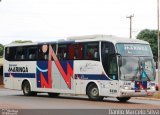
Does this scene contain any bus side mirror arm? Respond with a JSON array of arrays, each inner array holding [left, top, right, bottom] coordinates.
[[115, 53, 122, 67], [156, 62, 158, 69], [118, 56, 122, 67]]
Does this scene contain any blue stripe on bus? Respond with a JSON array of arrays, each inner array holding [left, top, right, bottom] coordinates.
[[4, 73, 36, 78], [4, 73, 109, 80], [75, 74, 110, 80]]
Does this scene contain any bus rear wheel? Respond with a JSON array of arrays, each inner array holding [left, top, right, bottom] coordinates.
[[22, 81, 36, 96], [87, 83, 104, 101], [48, 93, 60, 97], [116, 97, 131, 102]]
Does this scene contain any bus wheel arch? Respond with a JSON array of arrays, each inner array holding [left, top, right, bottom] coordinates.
[[86, 82, 104, 101], [22, 79, 36, 96]]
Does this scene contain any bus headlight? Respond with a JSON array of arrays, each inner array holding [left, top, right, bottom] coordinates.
[[123, 86, 131, 90], [150, 86, 156, 90]]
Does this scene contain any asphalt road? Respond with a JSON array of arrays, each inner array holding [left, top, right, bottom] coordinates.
[[0, 88, 160, 115]]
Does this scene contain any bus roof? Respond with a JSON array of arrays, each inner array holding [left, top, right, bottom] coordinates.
[[68, 35, 149, 44], [5, 35, 149, 47], [5, 42, 38, 47]]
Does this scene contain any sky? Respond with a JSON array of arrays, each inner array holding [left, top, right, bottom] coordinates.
[[0, 0, 158, 45]]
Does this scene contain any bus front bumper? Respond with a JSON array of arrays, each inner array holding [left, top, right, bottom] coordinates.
[[119, 89, 156, 97]]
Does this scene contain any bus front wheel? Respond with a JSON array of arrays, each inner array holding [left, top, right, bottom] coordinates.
[[87, 83, 104, 101], [116, 97, 131, 102], [22, 81, 36, 96]]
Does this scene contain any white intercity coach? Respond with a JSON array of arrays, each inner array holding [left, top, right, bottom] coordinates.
[[3, 35, 157, 102]]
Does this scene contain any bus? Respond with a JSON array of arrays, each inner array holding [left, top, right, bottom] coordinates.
[[3, 35, 157, 102]]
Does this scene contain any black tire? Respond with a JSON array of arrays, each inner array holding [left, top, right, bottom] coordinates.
[[48, 93, 60, 97], [22, 81, 36, 96], [87, 83, 104, 101], [117, 97, 131, 102]]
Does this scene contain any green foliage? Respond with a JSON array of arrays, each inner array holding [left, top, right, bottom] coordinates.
[[0, 44, 4, 57], [11, 40, 32, 43], [137, 29, 158, 61]]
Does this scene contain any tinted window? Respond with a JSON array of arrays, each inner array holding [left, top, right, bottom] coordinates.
[[101, 42, 118, 80], [68, 43, 84, 60], [16, 47, 26, 61], [5, 47, 16, 61], [28, 47, 38, 60], [38, 45, 49, 60], [5, 42, 100, 61], [6, 46, 39, 61], [57, 42, 99, 61], [84, 42, 99, 61], [57, 44, 68, 60]]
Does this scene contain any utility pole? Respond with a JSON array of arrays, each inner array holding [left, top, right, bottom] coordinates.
[[157, 0, 160, 92], [126, 14, 134, 39]]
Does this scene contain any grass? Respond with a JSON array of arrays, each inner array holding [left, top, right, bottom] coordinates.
[[148, 92, 160, 99], [152, 71, 160, 99]]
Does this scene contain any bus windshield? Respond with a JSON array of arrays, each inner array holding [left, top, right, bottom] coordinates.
[[116, 43, 155, 81], [116, 43, 153, 56]]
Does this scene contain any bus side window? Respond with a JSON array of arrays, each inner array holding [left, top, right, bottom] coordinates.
[[78, 43, 83, 59], [28, 47, 38, 61], [74, 47, 79, 59], [57, 44, 67, 60], [68, 44, 74, 60], [68, 43, 84, 60], [101, 42, 112, 74], [72, 43, 84, 60], [16, 47, 26, 61], [5, 47, 16, 61], [84, 42, 99, 60], [38, 45, 49, 61], [101, 42, 117, 80]]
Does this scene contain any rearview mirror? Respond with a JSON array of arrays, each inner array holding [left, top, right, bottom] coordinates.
[[109, 53, 122, 67]]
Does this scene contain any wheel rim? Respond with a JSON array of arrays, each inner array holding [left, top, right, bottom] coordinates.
[[24, 83, 30, 94], [91, 88, 98, 96]]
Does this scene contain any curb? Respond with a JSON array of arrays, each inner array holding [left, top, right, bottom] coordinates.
[[133, 97, 160, 101]]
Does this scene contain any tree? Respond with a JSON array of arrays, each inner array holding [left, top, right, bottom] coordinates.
[[137, 29, 158, 61], [0, 44, 4, 57]]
